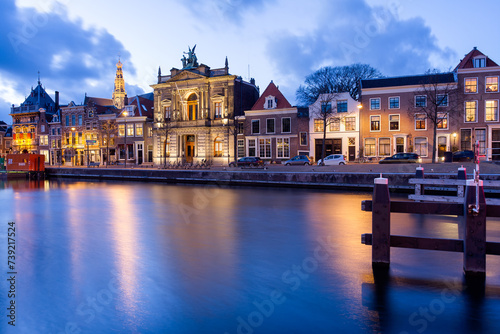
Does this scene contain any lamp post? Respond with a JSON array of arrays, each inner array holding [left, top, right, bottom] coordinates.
[[123, 111, 128, 168]]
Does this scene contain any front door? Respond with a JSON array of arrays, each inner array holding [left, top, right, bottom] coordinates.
[[138, 144, 143, 164], [438, 136, 447, 159], [186, 135, 195, 163], [348, 146, 355, 161]]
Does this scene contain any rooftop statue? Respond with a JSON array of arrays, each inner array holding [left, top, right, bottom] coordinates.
[[181, 45, 199, 69]]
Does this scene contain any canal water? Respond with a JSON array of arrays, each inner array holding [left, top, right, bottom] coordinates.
[[0, 179, 499, 334]]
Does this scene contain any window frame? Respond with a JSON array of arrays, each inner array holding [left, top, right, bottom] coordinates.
[[345, 116, 356, 131], [388, 96, 400, 109], [299, 132, 308, 146], [251, 119, 260, 135], [437, 112, 448, 130], [414, 137, 428, 157], [486, 76, 499, 93], [370, 115, 381, 132], [364, 138, 376, 157], [281, 117, 291, 133], [337, 100, 348, 113], [415, 95, 427, 108], [485, 99, 499, 122], [378, 137, 391, 156], [370, 98, 380, 110], [266, 118, 275, 134], [388, 114, 400, 131], [464, 100, 478, 123], [464, 77, 478, 94], [415, 114, 426, 131], [437, 94, 448, 107]]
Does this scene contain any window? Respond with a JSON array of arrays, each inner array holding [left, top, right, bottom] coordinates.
[[282, 118, 291, 133], [485, 100, 499, 121], [41, 125, 45, 132], [39, 135, 48, 146], [78, 115, 82, 126], [78, 132, 82, 145], [128, 144, 134, 159], [314, 119, 324, 132], [57, 128, 61, 135], [461, 129, 472, 151], [51, 128, 55, 135], [277, 138, 290, 158], [437, 113, 448, 129], [251, 120, 260, 134], [465, 101, 477, 122], [71, 115, 76, 126], [389, 115, 399, 131], [148, 127, 153, 138], [135, 124, 143, 137], [265, 96, 276, 109], [118, 124, 125, 137], [465, 78, 477, 93], [337, 100, 348, 113], [329, 118, 340, 131], [345, 117, 356, 131], [86, 122, 91, 130], [300, 132, 307, 146], [389, 97, 400, 109], [473, 57, 486, 68], [321, 102, 332, 114], [266, 118, 275, 134], [437, 94, 448, 107], [88, 109, 94, 118], [234, 122, 242, 134], [379, 138, 391, 156], [370, 115, 380, 131], [415, 137, 428, 157], [237, 139, 245, 157], [475, 129, 486, 155], [214, 102, 222, 119], [66, 115, 69, 126], [127, 124, 134, 136], [370, 98, 380, 110], [486, 77, 499, 93], [164, 106, 171, 120], [259, 138, 271, 158], [415, 95, 427, 107], [248, 139, 256, 156], [214, 137, 223, 157], [365, 138, 376, 156], [267, 99, 273, 109]]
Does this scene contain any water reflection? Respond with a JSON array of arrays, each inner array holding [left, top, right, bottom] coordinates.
[[0, 180, 499, 334]]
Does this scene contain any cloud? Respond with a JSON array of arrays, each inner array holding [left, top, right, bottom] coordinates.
[[0, 0, 135, 121], [180, 0, 272, 23], [266, 0, 456, 97]]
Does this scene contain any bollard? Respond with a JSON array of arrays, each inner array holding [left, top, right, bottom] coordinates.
[[463, 179, 486, 278], [372, 176, 391, 267], [415, 165, 424, 197]]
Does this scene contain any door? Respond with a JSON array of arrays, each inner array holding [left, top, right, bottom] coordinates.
[[438, 136, 447, 159], [348, 146, 355, 162], [186, 135, 195, 163], [396, 137, 404, 153], [138, 144, 143, 164], [315, 139, 333, 162], [332, 139, 342, 154]]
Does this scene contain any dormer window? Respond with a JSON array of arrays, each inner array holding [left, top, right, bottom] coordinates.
[[264, 96, 277, 109], [473, 57, 486, 68]]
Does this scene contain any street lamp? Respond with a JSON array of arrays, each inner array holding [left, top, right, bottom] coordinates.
[[123, 111, 128, 168]]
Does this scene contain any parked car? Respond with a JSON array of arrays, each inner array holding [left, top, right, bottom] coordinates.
[[284, 155, 313, 166], [452, 150, 474, 162], [379, 153, 421, 164], [229, 157, 264, 167], [317, 154, 347, 166]]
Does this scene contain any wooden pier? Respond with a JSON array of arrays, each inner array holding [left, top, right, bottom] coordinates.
[[361, 168, 500, 278]]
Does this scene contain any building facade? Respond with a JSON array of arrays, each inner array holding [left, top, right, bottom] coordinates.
[[309, 92, 361, 162], [244, 81, 309, 163], [151, 48, 259, 166]]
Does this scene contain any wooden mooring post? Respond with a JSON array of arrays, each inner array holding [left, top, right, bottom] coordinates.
[[361, 175, 500, 279]]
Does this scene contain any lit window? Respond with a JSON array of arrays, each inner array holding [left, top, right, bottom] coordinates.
[[365, 138, 376, 156], [389, 115, 399, 131], [389, 97, 400, 109], [118, 124, 125, 137], [379, 138, 391, 156], [465, 78, 477, 93], [214, 137, 223, 157], [415, 114, 426, 130], [345, 117, 356, 131], [370, 98, 380, 110], [259, 138, 271, 158], [314, 119, 324, 132], [437, 113, 448, 129], [277, 138, 290, 158], [329, 118, 340, 131], [465, 101, 477, 122], [415, 137, 428, 157], [370, 115, 380, 131], [135, 124, 143, 137], [486, 77, 499, 92], [415, 96, 426, 107], [127, 123, 134, 136], [485, 100, 498, 121]]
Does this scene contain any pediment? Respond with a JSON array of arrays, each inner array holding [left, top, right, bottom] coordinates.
[[168, 70, 207, 82], [210, 94, 224, 99], [161, 98, 172, 104]]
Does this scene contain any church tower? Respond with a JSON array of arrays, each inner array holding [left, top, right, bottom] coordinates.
[[112, 58, 127, 109]]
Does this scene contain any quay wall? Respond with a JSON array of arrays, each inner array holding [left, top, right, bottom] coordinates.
[[44, 167, 500, 192]]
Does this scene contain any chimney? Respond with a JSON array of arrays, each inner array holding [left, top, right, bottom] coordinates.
[[55, 91, 59, 111]]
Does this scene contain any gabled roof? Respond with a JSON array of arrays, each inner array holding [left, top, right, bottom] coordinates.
[[20, 81, 55, 111], [251, 81, 292, 110], [455, 47, 499, 70], [361, 73, 456, 89], [84, 96, 114, 107], [127, 95, 154, 118]]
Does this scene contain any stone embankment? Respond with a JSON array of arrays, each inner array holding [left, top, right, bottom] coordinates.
[[45, 162, 500, 192]]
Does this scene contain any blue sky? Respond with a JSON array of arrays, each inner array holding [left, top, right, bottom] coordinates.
[[1, 0, 499, 122]]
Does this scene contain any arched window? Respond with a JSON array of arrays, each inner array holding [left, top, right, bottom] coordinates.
[[214, 137, 223, 157], [187, 94, 198, 121]]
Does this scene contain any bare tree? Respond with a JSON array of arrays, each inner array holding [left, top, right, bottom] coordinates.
[[309, 93, 340, 164], [100, 120, 117, 167], [297, 64, 382, 105], [408, 70, 462, 163]]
